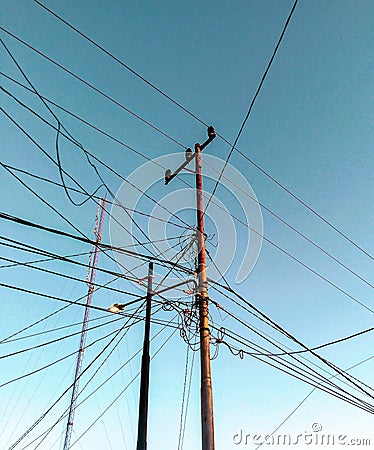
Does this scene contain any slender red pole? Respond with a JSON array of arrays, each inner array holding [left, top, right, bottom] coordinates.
[[63, 196, 107, 450]]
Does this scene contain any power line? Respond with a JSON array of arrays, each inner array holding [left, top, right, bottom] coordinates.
[[27, 2, 374, 261], [0, 29, 186, 149], [254, 327, 374, 357], [0, 210, 194, 274], [32, 0, 206, 127], [71, 326, 179, 447], [254, 355, 374, 450], [209, 283, 374, 399], [1, 90, 192, 232], [0, 248, 91, 270], [209, 282, 374, 398], [1, 77, 186, 278], [1, 311, 119, 344], [1, 38, 196, 286], [163, 298, 374, 412], [0, 277, 116, 345], [0, 236, 144, 284], [205, 0, 299, 213], [7, 307, 144, 450], [4, 76, 372, 310], [210, 319, 374, 410], [219, 335, 374, 413], [3, 99, 371, 315], [204, 159, 374, 289], [0, 316, 125, 388], [1, 162, 188, 231]]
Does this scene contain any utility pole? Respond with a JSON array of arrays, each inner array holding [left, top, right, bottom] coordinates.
[[63, 196, 107, 450], [165, 126, 216, 450], [136, 261, 154, 450]]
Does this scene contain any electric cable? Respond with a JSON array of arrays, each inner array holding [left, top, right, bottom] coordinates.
[[1, 37, 103, 207], [27, 2, 373, 260], [208, 289, 374, 399], [204, 159, 373, 289], [254, 355, 374, 450], [0, 30, 186, 149], [3, 98, 371, 315], [205, 0, 299, 214], [7, 304, 145, 449], [0, 210, 194, 275]]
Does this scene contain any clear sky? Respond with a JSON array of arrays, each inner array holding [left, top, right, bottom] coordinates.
[[1, 1, 373, 449]]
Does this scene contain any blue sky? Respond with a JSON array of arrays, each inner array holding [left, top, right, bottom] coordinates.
[[1, 1, 373, 449]]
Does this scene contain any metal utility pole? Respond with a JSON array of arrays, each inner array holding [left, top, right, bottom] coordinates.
[[136, 261, 154, 450], [63, 196, 107, 450], [165, 126, 216, 450]]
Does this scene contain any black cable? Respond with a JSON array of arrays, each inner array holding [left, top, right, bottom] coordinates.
[[0, 28, 186, 149], [204, 159, 374, 289], [26, 309, 177, 449], [71, 326, 178, 447], [0, 37, 103, 207], [1, 84, 193, 289], [1, 161, 88, 238], [0, 306, 147, 360], [255, 327, 374, 357], [0, 280, 146, 318], [219, 336, 374, 413], [1, 162, 187, 231], [27, 2, 373, 261], [212, 321, 374, 410], [205, 0, 299, 214], [0, 253, 145, 298], [0, 210, 194, 275], [0, 268, 136, 349], [28, 304, 170, 450], [162, 298, 374, 411], [7, 306, 143, 450], [0, 236, 146, 284], [212, 318, 374, 397], [177, 344, 190, 450], [2, 108, 156, 287], [1, 92, 191, 231], [3, 99, 371, 315], [0, 315, 127, 388], [209, 288, 374, 398], [1, 311, 117, 344], [210, 283, 374, 399], [26, 0, 373, 259], [32, 0, 206, 127], [0, 248, 91, 270], [179, 343, 196, 449], [1, 96, 185, 275], [253, 355, 374, 450], [210, 308, 371, 402], [1, 54, 191, 288], [5, 77, 372, 310]]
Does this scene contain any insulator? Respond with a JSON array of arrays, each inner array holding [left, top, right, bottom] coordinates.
[[185, 147, 193, 161], [165, 168, 172, 184], [207, 125, 216, 139]]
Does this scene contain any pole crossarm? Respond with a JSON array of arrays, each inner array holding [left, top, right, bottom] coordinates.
[[164, 126, 216, 185]]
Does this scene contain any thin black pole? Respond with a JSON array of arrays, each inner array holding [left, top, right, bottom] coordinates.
[[136, 261, 154, 450]]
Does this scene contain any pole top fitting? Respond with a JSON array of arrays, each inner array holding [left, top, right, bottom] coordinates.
[[165, 169, 172, 185], [207, 126, 216, 140]]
